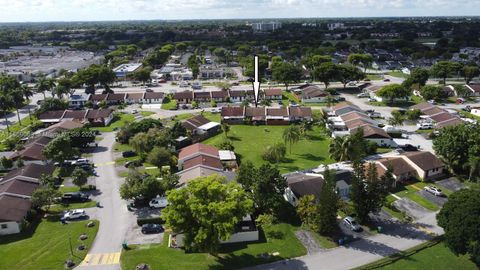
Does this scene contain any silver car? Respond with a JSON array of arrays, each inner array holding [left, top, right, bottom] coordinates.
[[343, 216, 362, 232], [424, 186, 444, 197]]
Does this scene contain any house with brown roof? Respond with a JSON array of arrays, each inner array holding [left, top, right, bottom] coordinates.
[[143, 92, 165, 104], [193, 91, 211, 103], [350, 125, 395, 147], [266, 107, 289, 125], [284, 173, 323, 206], [62, 110, 88, 122], [401, 151, 445, 180], [178, 143, 220, 165], [11, 136, 52, 163], [374, 157, 416, 184], [38, 110, 66, 124], [89, 94, 107, 104], [245, 107, 266, 124], [105, 93, 126, 105], [228, 90, 248, 102], [294, 85, 329, 103], [126, 92, 145, 104], [211, 91, 229, 102], [35, 120, 84, 138], [174, 91, 194, 104], [182, 115, 220, 139], [288, 107, 312, 122], [0, 164, 55, 235], [86, 109, 114, 126], [263, 89, 283, 100], [221, 106, 245, 124], [466, 84, 480, 97]]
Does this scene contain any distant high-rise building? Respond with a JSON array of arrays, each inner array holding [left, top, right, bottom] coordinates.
[[251, 22, 282, 32]]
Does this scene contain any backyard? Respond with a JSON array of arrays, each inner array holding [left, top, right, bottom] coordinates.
[[203, 124, 334, 173], [0, 218, 99, 270], [91, 112, 135, 132], [121, 223, 307, 270]]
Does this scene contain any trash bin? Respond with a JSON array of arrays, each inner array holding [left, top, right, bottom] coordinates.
[[122, 241, 128, 249], [338, 239, 344, 245]]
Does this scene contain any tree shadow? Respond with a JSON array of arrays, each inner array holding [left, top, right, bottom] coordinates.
[[367, 215, 433, 241], [298, 153, 325, 162], [346, 238, 401, 256]]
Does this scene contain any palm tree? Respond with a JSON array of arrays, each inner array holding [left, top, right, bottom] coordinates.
[[0, 94, 14, 133], [11, 88, 26, 125], [221, 122, 230, 138], [54, 77, 72, 99], [35, 77, 55, 99], [283, 125, 301, 154], [20, 85, 34, 120], [299, 121, 313, 137], [328, 136, 351, 162]]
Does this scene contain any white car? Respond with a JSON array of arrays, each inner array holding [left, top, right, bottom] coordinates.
[[424, 186, 444, 197], [417, 122, 433, 130], [343, 216, 362, 232], [149, 197, 168, 209], [357, 92, 369, 98], [73, 158, 90, 166], [63, 209, 87, 220]]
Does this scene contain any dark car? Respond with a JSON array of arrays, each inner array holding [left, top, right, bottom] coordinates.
[[62, 192, 90, 203], [122, 151, 136, 158], [125, 160, 142, 168], [400, 144, 418, 152], [383, 78, 390, 82], [141, 223, 164, 234]]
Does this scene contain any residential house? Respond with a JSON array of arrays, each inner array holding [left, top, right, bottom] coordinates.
[[401, 151, 445, 180], [85, 109, 114, 127], [34, 120, 84, 138], [263, 89, 283, 101], [38, 110, 66, 124], [210, 91, 229, 102], [182, 115, 220, 140], [350, 125, 395, 147], [89, 94, 107, 105], [245, 107, 266, 124], [62, 110, 87, 122], [221, 106, 245, 124], [374, 157, 416, 185], [284, 173, 323, 206], [0, 164, 55, 235], [218, 150, 238, 169], [295, 85, 329, 103], [126, 93, 145, 104], [466, 84, 480, 97], [69, 94, 90, 108], [105, 93, 126, 105], [11, 136, 52, 163], [193, 91, 211, 103], [174, 91, 194, 104], [143, 92, 165, 104], [266, 107, 289, 125], [228, 90, 248, 103], [288, 106, 312, 122]]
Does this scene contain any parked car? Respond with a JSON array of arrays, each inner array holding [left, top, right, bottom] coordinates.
[[343, 216, 362, 232], [424, 186, 444, 197], [462, 105, 471, 112], [141, 223, 164, 234], [417, 122, 433, 130], [132, 109, 138, 114], [357, 92, 370, 98], [61, 192, 90, 203], [125, 160, 142, 168], [427, 99, 436, 104], [63, 209, 87, 220], [122, 151, 136, 158], [73, 158, 90, 166], [368, 112, 382, 118], [383, 78, 390, 82], [149, 196, 168, 209], [367, 98, 376, 102], [400, 144, 418, 152], [145, 89, 153, 93]]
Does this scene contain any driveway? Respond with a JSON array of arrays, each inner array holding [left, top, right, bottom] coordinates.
[[392, 198, 431, 220], [76, 132, 133, 270], [436, 177, 465, 192], [417, 190, 448, 207]]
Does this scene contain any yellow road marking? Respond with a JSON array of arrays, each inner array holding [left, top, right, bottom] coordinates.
[[410, 184, 422, 191], [80, 252, 121, 266]]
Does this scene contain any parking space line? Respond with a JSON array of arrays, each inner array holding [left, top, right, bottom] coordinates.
[[389, 193, 402, 200], [410, 184, 422, 191], [112, 252, 121, 264], [80, 253, 121, 266]]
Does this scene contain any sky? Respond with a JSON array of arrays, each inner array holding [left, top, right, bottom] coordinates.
[[0, 0, 479, 22]]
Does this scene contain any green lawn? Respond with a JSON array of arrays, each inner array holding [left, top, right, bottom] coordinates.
[[203, 125, 333, 173], [282, 91, 300, 106], [140, 111, 155, 117], [391, 182, 439, 211], [0, 218, 99, 270], [388, 71, 409, 79], [374, 242, 477, 270], [49, 201, 97, 212], [161, 99, 178, 110], [121, 223, 306, 270], [0, 116, 39, 150], [113, 142, 134, 152], [91, 112, 135, 132], [366, 74, 382, 80]]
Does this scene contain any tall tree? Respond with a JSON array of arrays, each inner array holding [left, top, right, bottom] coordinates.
[[431, 61, 462, 85], [376, 84, 410, 104], [71, 167, 89, 188], [318, 168, 339, 235], [437, 189, 480, 267], [337, 65, 365, 89], [20, 85, 34, 120], [403, 68, 430, 89], [462, 65, 480, 84], [42, 134, 79, 163], [271, 62, 302, 91], [35, 76, 55, 99], [296, 195, 320, 231], [31, 188, 61, 213], [162, 175, 253, 254], [283, 125, 301, 154], [312, 62, 339, 89]]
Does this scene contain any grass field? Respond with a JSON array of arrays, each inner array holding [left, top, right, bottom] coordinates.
[[161, 99, 178, 110], [0, 116, 39, 150], [203, 125, 333, 173], [387, 71, 409, 79], [375, 242, 477, 270], [0, 218, 99, 270], [91, 112, 135, 132], [121, 223, 306, 270], [390, 182, 439, 211]]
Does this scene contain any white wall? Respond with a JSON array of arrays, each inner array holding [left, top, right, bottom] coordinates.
[[302, 97, 325, 103], [367, 138, 397, 148], [0, 221, 21, 235]]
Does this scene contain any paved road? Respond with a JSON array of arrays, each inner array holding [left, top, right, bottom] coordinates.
[[76, 132, 131, 270]]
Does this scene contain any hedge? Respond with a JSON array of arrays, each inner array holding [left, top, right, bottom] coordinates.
[[136, 217, 165, 226]]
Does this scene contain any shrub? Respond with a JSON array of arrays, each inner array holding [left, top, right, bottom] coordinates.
[[262, 142, 286, 163]]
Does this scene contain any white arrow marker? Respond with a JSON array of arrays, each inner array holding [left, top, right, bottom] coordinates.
[[252, 55, 261, 107]]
